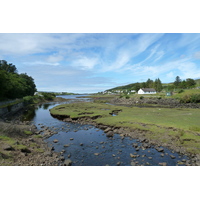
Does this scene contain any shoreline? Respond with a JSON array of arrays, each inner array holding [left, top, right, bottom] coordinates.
[[50, 101, 200, 166], [0, 97, 72, 166], [52, 115, 198, 166]]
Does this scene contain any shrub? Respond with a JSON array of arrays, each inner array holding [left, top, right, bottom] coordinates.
[[41, 92, 56, 100], [125, 95, 130, 99], [180, 94, 200, 103], [140, 96, 144, 100], [23, 96, 34, 104], [178, 89, 184, 94]]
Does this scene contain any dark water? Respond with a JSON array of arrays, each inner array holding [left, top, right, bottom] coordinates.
[[22, 95, 189, 166]]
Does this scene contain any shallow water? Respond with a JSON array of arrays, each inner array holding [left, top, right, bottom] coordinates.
[[22, 95, 189, 166]]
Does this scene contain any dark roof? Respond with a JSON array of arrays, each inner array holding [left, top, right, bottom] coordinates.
[[141, 88, 156, 92]]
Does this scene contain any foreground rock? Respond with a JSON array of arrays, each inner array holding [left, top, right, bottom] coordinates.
[[64, 159, 72, 166]]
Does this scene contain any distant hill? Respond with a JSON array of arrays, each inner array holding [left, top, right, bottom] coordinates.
[[195, 79, 200, 86], [107, 83, 137, 91], [104, 78, 200, 93]]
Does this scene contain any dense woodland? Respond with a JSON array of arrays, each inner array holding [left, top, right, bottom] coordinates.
[[0, 60, 37, 100]]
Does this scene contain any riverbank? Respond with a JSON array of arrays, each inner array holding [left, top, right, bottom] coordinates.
[[50, 102, 200, 165], [0, 96, 72, 166]]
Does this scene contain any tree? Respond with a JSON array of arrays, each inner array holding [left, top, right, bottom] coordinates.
[[174, 76, 182, 88], [154, 78, 163, 92], [0, 60, 17, 73], [186, 78, 196, 88], [0, 60, 37, 100], [146, 78, 154, 88], [134, 82, 141, 92]]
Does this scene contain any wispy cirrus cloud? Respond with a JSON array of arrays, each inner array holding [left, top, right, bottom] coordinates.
[[1, 33, 200, 92]]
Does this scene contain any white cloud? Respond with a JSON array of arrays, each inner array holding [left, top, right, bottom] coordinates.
[[193, 51, 200, 60], [23, 61, 60, 66], [72, 56, 99, 70]]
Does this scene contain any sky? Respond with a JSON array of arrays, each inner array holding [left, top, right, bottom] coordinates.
[[1, 33, 200, 93]]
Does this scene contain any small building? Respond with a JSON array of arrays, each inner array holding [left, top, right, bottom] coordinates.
[[166, 92, 172, 96], [138, 88, 156, 94]]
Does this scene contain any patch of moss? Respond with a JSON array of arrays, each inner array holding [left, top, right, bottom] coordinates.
[[23, 130, 33, 135], [35, 148, 44, 153]]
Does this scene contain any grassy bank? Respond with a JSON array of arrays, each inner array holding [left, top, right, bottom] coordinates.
[[50, 102, 200, 155]]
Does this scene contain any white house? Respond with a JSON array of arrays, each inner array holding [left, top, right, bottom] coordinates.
[[138, 88, 156, 94]]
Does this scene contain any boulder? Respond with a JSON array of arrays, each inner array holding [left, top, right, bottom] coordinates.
[[2, 144, 14, 151], [64, 159, 72, 166], [106, 131, 114, 137], [130, 153, 137, 158], [104, 127, 112, 133], [132, 143, 138, 148], [170, 155, 176, 159], [156, 147, 164, 152]]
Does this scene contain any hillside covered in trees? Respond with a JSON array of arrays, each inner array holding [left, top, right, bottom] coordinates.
[[105, 76, 198, 94], [0, 60, 37, 100]]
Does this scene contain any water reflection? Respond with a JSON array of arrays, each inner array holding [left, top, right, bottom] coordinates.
[[43, 104, 52, 110], [21, 105, 36, 121], [20, 95, 189, 166]]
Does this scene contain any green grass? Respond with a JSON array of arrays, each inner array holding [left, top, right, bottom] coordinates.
[[23, 130, 33, 135], [50, 102, 200, 154]]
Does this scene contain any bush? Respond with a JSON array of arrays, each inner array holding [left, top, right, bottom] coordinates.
[[180, 94, 200, 103], [140, 96, 144, 100], [23, 96, 35, 104], [125, 95, 130, 99], [41, 92, 56, 100], [178, 89, 184, 93]]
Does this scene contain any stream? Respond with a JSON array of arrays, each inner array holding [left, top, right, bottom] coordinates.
[[21, 95, 189, 166]]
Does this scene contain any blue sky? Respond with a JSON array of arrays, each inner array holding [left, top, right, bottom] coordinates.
[[1, 33, 200, 93]]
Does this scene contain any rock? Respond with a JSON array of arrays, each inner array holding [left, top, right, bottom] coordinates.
[[132, 143, 138, 148], [130, 153, 138, 158], [117, 162, 121, 166], [159, 162, 167, 166], [70, 138, 74, 140], [142, 143, 150, 148], [21, 148, 31, 153], [53, 139, 58, 143], [60, 156, 65, 161], [156, 147, 164, 152], [94, 153, 100, 156], [2, 144, 14, 151], [51, 146, 55, 151], [64, 159, 72, 166], [80, 143, 83, 146], [160, 153, 165, 157], [170, 155, 176, 159], [104, 127, 112, 133], [131, 161, 137, 166], [106, 131, 114, 137], [135, 147, 140, 151], [44, 151, 52, 157], [64, 144, 70, 147]]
